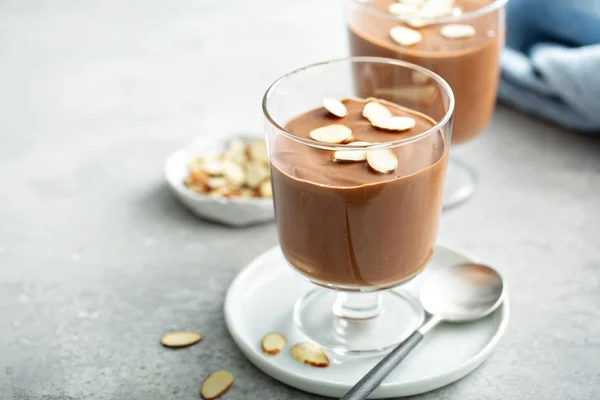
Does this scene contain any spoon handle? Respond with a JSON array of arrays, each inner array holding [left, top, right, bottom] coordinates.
[[339, 331, 423, 400]]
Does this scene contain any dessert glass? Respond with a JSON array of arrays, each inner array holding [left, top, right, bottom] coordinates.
[[347, 0, 508, 209], [262, 57, 454, 354]]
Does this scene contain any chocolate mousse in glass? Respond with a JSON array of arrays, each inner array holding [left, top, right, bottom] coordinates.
[[263, 57, 454, 354], [347, 0, 508, 208]]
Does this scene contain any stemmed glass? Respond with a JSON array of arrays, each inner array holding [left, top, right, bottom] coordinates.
[[263, 57, 454, 354], [346, 0, 508, 209]]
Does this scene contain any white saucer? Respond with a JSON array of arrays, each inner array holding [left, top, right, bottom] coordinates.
[[224, 244, 509, 398]]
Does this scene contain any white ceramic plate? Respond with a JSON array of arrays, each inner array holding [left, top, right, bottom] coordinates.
[[224, 243, 509, 398], [164, 137, 274, 227]]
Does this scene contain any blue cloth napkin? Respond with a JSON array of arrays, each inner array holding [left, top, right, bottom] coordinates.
[[498, 0, 600, 131]]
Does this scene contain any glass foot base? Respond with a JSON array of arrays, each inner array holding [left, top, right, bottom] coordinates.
[[293, 289, 424, 356], [443, 156, 477, 210]]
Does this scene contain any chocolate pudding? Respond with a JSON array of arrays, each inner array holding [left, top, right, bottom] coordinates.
[[348, 0, 503, 144], [270, 98, 448, 289]]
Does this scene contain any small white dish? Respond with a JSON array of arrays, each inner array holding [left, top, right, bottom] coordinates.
[[164, 136, 274, 227], [224, 243, 509, 398]]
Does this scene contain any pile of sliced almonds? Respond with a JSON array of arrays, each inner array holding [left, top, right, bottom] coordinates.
[[387, 0, 475, 45], [184, 139, 272, 199], [310, 98, 417, 174]]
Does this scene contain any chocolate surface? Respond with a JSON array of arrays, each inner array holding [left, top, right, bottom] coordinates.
[[271, 98, 448, 288], [348, 0, 502, 144]]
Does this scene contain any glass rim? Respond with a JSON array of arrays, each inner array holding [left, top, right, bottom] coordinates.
[[262, 56, 455, 151], [347, 0, 509, 24]]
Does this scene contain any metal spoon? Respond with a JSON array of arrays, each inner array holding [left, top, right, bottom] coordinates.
[[340, 262, 505, 400]]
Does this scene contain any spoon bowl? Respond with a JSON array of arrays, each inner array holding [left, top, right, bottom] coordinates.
[[420, 262, 505, 323]]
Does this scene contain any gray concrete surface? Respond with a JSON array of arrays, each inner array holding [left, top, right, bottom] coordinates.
[[1, 0, 599, 399]]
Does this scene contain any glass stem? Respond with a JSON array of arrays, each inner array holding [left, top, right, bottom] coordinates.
[[332, 292, 383, 320]]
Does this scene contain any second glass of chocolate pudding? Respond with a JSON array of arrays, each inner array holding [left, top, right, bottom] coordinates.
[[347, 0, 508, 209], [263, 57, 454, 354]]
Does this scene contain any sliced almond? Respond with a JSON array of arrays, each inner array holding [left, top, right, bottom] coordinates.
[[240, 188, 255, 198], [259, 180, 273, 198], [388, 2, 419, 16], [186, 169, 210, 185], [200, 370, 234, 400], [206, 177, 228, 189], [248, 140, 269, 164], [406, 19, 430, 29], [226, 139, 246, 156], [346, 141, 373, 146], [451, 6, 463, 16], [341, 134, 355, 144], [188, 154, 219, 170], [261, 332, 286, 355], [246, 161, 270, 189], [223, 162, 246, 188], [421, 1, 453, 18], [333, 141, 371, 163], [201, 160, 225, 176], [222, 141, 248, 165], [367, 149, 398, 174], [208, 187, 230, 197], [371, 116, 416, 132], [222, 188, 241, 198], [389, 26, 422, 46], [160, 331, 203, 348], [440, 24, 475, 39], [290, 342, 330, 367], [323, 98, 347, 118], [362, 101, 392, 123], [333, 148, 368, 163], [309, 124, 353, 144], [411, 70, 430, 84]]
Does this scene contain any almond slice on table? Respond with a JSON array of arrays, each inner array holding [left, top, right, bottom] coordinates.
[[261, 333, 286, 355], [309, 124, 353, 144], [200, 370, 234, 400], [367, 149, 398, 174], [440, 24, 476, 39], [362, 101, 392, 123], [323, 98, 348, 118], [390, 26, 422, 46], [160, 331, 204, 348], [371, 116, 416, 132], [290, 342, 330, 367], [388, 2, 419, 16]]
